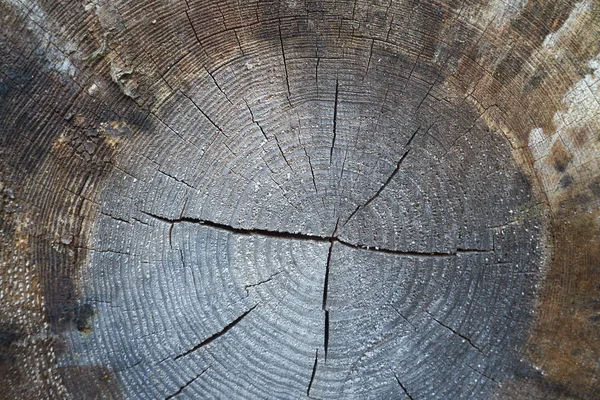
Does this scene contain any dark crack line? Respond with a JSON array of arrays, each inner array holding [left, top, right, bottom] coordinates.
[[168, 223, 174, 249], [157, 169, 194, 190], [426, 311, 482, 354], [268, 175, 299, 211], [324, 311, 330, 362], [185, 10, 205, 56], [341, 125, 419, 229], [100, 212, 129, 224], [341, 148, 411, 229], [307, 349, 319, 397], [322, 241, 335, 310], [405, 124, 421, 147], [423, 122, 448, 155], [322, 219, 339, 362], [393, 373, 415, 400], [244, 271, 282, 293], [298, 129, 321, 201], [322, 241, 333, 361], [179, 249, 199, 291], [315, 56, 320, 87], [233, 29, 245, 56], [114, 360, 142, 374], [330, 78, 340, 166], [323, 217, 340, 311], [465, 363, 499, 384], [375, 86, 392, 128], [142, 212, 489, 258], [206, 68, 233, 105], [243, 98, 268, 140], [273, 135, 293, 171], [391, 304, 417, 331], [364, 39, 375, 80], [143, 210, 327, 242], [152, 111, 201, 152], [403, 45, 425, 93], [180, 91, 229, 138], [385, 14, 394, 42], [244, 98, 293, 170], [178, 249, 185, 268], [362, 148, 410, 210], [306, 149, 319, 195], [174, 304, 258, 360], [415, 72, 441, 114], [456, 248, 494, 255], [278, 21, 292, 106], [164, 366, 210, 400]]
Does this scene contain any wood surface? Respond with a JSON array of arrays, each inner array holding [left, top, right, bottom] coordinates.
[[0, 0, 599, 399]]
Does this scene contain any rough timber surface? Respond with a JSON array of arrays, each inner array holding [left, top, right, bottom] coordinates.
[[0, 0, 599, 399]]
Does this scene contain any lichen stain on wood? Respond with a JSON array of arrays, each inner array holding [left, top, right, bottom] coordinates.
[[529, 206, 600, 398], [58, 365, 124, 400]]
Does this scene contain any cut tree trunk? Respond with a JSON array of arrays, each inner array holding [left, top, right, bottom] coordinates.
[[1, 0, 599, 399]]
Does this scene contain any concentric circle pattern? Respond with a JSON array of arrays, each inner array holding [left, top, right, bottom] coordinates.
[[65, 5, 543, 398], [3, 0, 600, 399]]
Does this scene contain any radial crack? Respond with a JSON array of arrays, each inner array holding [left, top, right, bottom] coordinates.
[[164, 366, 210, 400], [324, 311, 330, 361], [341, 125, 419, 229], [456, 248, 494, 254], [330, 78, 340, 165], [244, 271, 282, 294], [322, 241, 335, 310], [206, 68, 233, 105], [143, 210, 328, 242], [391, 304, 417, 330], [244, 98, 293, 170], [185, 11, 205, 56], [465, 363, 499, 384], [322, 219, 338, 361], [415, 72, 441, 113], [278, 21, 292, 105], [307, 349, 319, 397], [243, 98, 268, 140], [403, 46, 424, 94], [341, 148, 411, 228], [157, 169, 194, 189], [174, 304, 258, 360], [364, 39, 375, 80], [426, 311, 482, 354], [393, 373, 415, 400], [180, 91, 229, 138], [142, 211, 487, 258], [322, 241, 333, 361], [305, 149, 319, 195], [273, 135, 293, 170], [336, 239, 455, 258]]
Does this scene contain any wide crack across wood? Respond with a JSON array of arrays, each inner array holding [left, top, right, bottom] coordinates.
[[142, 211, 492, 258]]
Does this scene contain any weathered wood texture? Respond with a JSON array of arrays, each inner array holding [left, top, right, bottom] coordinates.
[[0, 0, 599, 399]]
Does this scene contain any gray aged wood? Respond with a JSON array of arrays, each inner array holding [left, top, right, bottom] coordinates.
[[0, 0, 599, 399]]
